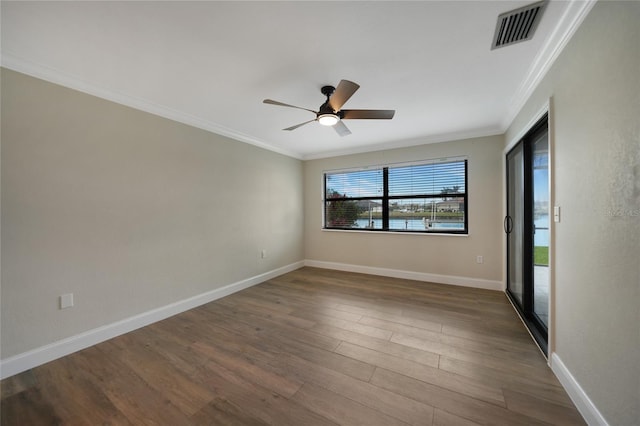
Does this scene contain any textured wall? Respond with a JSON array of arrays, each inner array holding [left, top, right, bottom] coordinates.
[[1, 69, 304, 358], [506, 2, 640, 424]]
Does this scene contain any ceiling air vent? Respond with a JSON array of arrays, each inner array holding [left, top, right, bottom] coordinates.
[[491, 1, 547, 50]]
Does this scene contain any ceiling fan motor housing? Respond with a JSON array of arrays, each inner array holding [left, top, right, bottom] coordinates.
[[319, 85, 337, 116], [320, 85, 336, 97]]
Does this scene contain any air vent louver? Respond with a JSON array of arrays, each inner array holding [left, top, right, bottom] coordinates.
[[491, 1, 547, 49]]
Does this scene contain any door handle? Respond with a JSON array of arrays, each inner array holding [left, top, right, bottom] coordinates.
[[504, 215, 513, 234]]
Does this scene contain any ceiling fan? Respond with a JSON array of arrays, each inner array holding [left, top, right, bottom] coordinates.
[[263, 80, 395, 136]]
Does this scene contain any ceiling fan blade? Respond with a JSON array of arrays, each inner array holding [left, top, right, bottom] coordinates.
[[333, 120, 352, 137], [263, 99, 317, 114], [341, 109, 395, 120], [328, 80, 360, 112], [283, 119, 316, 131]]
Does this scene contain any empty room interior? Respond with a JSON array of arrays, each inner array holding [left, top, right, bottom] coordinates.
[[1, 1, 638, 425]]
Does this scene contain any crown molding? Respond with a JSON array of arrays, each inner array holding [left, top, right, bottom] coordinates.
[[1, 53, 303, 160], [1, 0, 595, 162], [501, 0, 597, 131], [302, 126, 503, 161], [0, 54, 505, 162]]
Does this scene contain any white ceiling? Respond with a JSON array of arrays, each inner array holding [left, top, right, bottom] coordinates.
[[1, 1, 593, 159]]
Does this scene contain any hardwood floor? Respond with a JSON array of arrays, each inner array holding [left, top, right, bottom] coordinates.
[[1, 267, 585, 425]]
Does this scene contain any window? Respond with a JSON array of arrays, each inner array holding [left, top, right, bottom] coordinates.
[[324, 158, 467, 234]]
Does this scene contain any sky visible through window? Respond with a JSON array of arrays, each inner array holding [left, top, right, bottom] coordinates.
[[326, 162, 465, 198], [389, 163, 465, 196], [325, 169, 382, 198], [324, 160, 467, 233]]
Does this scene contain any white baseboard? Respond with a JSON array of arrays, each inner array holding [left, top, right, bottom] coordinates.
[[551, 352, 609, 426], [0, 261, 304, 380], [304, 259, 502, 291]]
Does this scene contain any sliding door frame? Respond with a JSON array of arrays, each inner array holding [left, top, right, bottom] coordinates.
[[503, 102, 553, 361]]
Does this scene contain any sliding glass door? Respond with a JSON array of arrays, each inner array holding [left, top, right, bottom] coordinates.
[[506, 143, 525, 307], [506, 114, 549, 354]]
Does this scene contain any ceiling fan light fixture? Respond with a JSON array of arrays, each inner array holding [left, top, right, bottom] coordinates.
[[318, 113, 339, 126]]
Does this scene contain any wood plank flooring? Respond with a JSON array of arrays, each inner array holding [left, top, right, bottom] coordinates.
[[1, 267, 585, 425]]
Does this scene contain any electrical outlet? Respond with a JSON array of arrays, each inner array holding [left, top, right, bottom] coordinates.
[[60, 293, 74, 309], [476, 255, 484, 264], [261, 249, 267, 259]]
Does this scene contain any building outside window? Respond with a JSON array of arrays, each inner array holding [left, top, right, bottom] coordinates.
[[323, 157, 468, 234]]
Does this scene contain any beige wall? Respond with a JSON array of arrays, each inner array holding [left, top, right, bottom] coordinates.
[[506, 2, 640, 424], [304, 135, 504, 285], [1, 69, 304, 358], [3, 3, 638, 422]]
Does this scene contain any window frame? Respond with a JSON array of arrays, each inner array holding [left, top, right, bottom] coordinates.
[[323, 157, 468, 235]]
